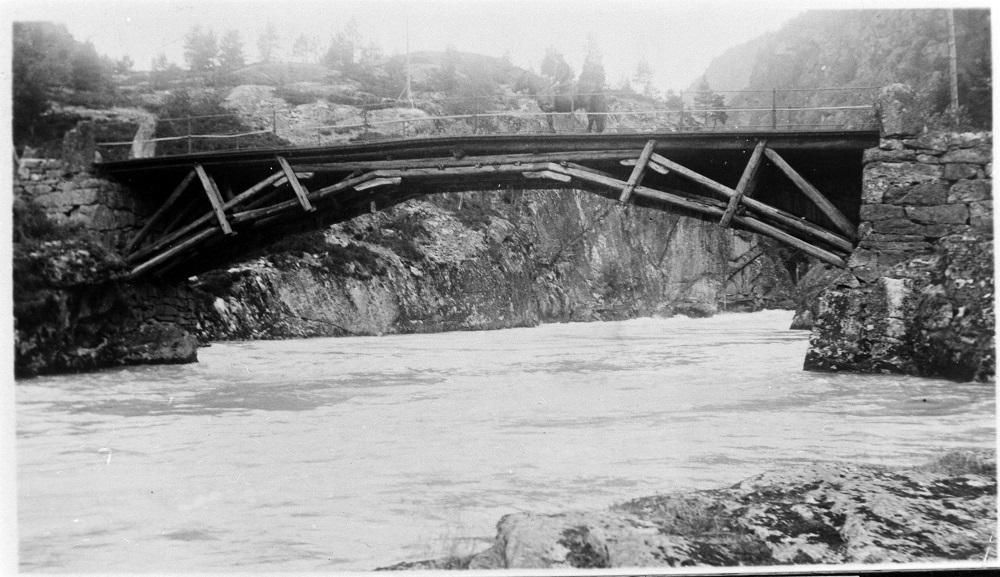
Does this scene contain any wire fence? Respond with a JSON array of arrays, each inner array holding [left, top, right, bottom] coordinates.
[[96, 87, 882, 158]]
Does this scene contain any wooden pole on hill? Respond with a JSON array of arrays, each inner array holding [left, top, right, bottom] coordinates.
[[948, 9, 960, 125]]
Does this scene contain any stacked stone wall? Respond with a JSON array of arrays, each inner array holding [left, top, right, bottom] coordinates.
[[804, 131, 993, 381], [849, 132, 991, 276], [13, 148, 208, 377], [123, 283, 211, 336], [15, 157, 146, 250]]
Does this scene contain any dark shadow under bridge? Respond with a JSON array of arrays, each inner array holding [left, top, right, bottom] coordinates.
[[97, 130, 879, 280]]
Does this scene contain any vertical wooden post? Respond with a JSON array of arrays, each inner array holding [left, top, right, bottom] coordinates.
[[720, 140, 766, 228], [186, 117, 193, 153], [947, 9, 960, 124], [679, 91, 685, 129], [619, 139, 657, 204], [473, 96, 480, 134], [771, 89, 777, 130], [194, 164, 234, 235], [276, 156, 315, 212]]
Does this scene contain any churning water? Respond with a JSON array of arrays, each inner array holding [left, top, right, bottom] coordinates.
[[16, 310, 995, 571]]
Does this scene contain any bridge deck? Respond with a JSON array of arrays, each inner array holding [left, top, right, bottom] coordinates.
[[99, 130, 878, 174], [97, 130, 879, 279]]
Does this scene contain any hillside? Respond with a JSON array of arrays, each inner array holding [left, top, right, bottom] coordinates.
[[700, 9, 991, 129]]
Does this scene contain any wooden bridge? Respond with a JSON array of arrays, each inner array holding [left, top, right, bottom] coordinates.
[[97, 130, 879, 279]]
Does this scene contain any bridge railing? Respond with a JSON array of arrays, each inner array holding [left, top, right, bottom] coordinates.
[[95, 87, 881, 159]]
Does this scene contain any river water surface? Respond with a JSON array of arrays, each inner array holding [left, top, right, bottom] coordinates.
[[16, 310, 995, 571]]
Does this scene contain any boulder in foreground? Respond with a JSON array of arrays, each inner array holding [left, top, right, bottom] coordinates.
[[380, 450, 996, 570]]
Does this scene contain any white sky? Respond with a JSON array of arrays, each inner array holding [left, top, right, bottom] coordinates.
[[8, 0, 811, 93], [10, 0, 993, 92]]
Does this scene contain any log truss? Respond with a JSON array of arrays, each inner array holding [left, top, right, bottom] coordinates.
[[123, 143, 858, 279]]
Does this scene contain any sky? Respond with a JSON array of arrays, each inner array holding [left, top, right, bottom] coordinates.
[[11, 0, 993, 92], [6, 0, 996, 93], [6, 0, 815, 93]]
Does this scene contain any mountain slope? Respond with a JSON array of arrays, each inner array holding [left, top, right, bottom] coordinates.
[[701, 9, 991, 128]]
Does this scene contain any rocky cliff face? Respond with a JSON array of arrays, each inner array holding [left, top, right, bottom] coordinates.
[[13, 233, 199, 377], [804, 127, 993, 382], [382, 450, 996, 570], [196, 189, 796, 341]]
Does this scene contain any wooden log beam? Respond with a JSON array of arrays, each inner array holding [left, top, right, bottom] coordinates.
[[720, 140, 766, 228], [730, 211, 847, 268], [619, 139, 657, 204], [631, 186, 847, 268], [764, 148, 857, 240], [522, 170, 572, 183], [290, 149, 640, 173], [647, 152, 735, 200], [161, 195, 201, 235], [370, 162, 550, 179], [128, 171, 284, 263], [241, 171, 288, 201], [232, 172, 378, 225], [128, 227, 219, 278], [549, 163, 848, 267], [194, 164, 234, 235], [355, 177, 403, 191], [620, 158, 669, 175], [277, 156, 315, 212], [638, 153, 852, 252], [126, 169, 196, 252]]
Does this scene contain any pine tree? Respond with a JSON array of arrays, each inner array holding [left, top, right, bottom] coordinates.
[[433, 45, 460, 92], [540, 46, 574, 89], [291, 34, 317, 63], [618, 74, 634, 93], [70, 40, 107, 90], [694, 76, 727, 126], [323, 29, 357, 70], [218, 30, 245, 71], [577, 36, 606, 96], [183, 26, 218, 73], [633, 57, 657, 98], [257, 24, 279, 63], [709, 93, 728, 127]]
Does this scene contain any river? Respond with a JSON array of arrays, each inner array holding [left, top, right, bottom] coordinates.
[[16, 310, 995, 571]]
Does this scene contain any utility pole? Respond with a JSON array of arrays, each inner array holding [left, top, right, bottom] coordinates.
[[947, 9, 960, 124], [405, 19, 414, 108]]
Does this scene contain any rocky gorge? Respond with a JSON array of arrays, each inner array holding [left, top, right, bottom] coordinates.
[[13, 143, 797, 375]]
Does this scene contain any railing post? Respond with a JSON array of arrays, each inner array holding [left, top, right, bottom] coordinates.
[[771, 88, 777, 130], [679, 91, 684, 130], [473, 96, 479, 134], [186, 117, 192, 153]]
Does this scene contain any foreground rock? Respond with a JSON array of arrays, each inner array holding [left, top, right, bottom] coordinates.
[[13, 235, 199, 377], [380, 451, 995, 570]]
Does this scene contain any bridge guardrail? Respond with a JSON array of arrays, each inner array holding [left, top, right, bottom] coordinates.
[[96, 87, 881, 158]]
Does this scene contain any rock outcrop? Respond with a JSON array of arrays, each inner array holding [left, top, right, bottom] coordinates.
[[13, 164, 203, 377], [13, 233, 198, 377], [804, 131, 993, 381], [380, 450, 996, 570], [197, 190, 796, 341]]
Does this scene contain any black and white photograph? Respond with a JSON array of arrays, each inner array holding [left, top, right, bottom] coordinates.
[[5, 0, 996, 573]]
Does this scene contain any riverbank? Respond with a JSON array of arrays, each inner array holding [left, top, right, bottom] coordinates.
[[381, 450, 997, 570]]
